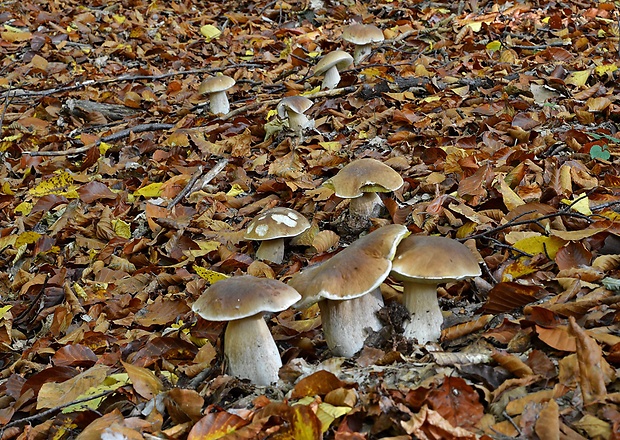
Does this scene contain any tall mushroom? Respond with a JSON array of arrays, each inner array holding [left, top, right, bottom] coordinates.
[[199, 75, 236, 115], [342, 23, 384, 64], [244, 207, 311, 264], [277, 96, 314, 138], [288, 224, 409, 357], [314, 50, 353, 90], [326, 158, 404, 220], [192, 275, 301, 385], [390, 235, 481, 344]]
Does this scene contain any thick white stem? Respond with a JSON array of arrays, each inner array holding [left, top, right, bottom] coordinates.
[[287, 110, 310, 135], [349, 192, 382, 219], [255, 238, 285, 264], [224, 314, 282, 385], [209, 91, 230, 115], [402, 282, 443, 344], [318, 288, 384, 357], [353, 44, 372, 64], [321, 66, 341, 90]]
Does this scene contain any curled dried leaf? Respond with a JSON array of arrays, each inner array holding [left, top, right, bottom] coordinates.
[[592, 254, 620, 271], [311, 230, 340, 254]]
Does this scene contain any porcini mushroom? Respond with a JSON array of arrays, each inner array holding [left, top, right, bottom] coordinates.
[[277, 96, 314, 137], [244, 207, 311, 264], [326, 158, 404, 220], [192, 275, 301, 385], [342, 23, 384, 64], [390, 235, 481, 344], [288, 224, 409, 357], [199, 75, 236, 115], [314, 50, 353, 90]]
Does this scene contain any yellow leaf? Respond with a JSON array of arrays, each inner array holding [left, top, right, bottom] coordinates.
[[565, 70, 591, 87], [15, 231, 41, 248], [73, 282, 88, 299], [319, 141, 341, 152], [486, 40, 502, 52], [122, 361, 163, 400], [61, 373, 128, 413], [193, 265, 230, 283], [512, 235, 566, 258], [37, 365, 109, 409], [99, 141, 112, 155], [133, 182, 163, 198], [561, 196, 591, 215], [197, 240, 221, 252], [498, 176, 525, 211], [112, 14, 126, 24], [0, 235, 16, 252], [111, 219, 131, 239], [360, 67, 383, 78], [594, 64, 618, 75], [14, 201, 32, 215], [0, 305, 12, 320], [226, 184, 245, 197], [421, 95, 441, 103], [1, 181, 13, 195], [200, 24, 221, 41], [502, 259, 538, 281], [301, 86, 321, 96], [316, 402, 352, 433], [29, 171, 77, 197]]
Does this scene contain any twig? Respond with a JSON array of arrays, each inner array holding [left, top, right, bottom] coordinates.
[[167, 165, 204, 209], [0, 83, 12, 131], [2, 390, 116, 429], [24, 123, 175, 156], [507, 42, 570, 50], [167, 158, 229, 208]]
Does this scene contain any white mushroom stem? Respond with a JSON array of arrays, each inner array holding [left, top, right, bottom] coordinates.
[[208, 91, 230, 115], [349, 192, 383, 219], [401, 281, 443, 344], [321, 66, 342, 90], [255, 238, 285, 264], [353, 44, 372, 64], [224, 314, 282, 385], [286, 110, 311, 135], [318, 288, 384, 357]]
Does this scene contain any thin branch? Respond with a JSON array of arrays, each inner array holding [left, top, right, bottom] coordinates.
[[167, 158, 229, 208], [167, 165, 204, 209]]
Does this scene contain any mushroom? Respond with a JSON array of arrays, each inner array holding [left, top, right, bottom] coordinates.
[[326, 158, 404, 220], [390, 235, 481, 344], [244, 207, 311, 264], [314, 50, 353, 90], [288, 224, 409, 357], [342, 23, 384, 64], [277, 96, 314, 137], [192, 275, 301, 385], [199, 75, 236, 115]]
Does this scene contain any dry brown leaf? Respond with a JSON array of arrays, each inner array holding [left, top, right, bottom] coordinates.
[[491, 350, 535, 378], [37, 364, 109, 410], [441, 315, 493, 342], [122, 361, 163, 400], [534, 398, 560, 440]]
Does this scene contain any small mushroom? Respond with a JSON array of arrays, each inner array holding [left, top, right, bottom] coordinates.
[[342, 23, 384, 64], [244, 207, 311, 264], [288, 224, 409, 357], [326, 158, 404, 220], [277, 96, 314, 137], [390, 235, 481, 344], [192, 275, 301, 385], [199, 75, 236, 115], [314, 50, 353, 90]]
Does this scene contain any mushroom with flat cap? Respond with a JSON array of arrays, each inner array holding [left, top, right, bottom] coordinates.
[[244, 207, 311, 264], [390, 235, 481, 344], [288, 224, 409, 357], [314, 50, 354, 90], [342, 23, 384, 64], [192, 275, 301, 385], [277, 96, 314, 137], [326, 158, 404, 220], [199, 75, 236, 115]]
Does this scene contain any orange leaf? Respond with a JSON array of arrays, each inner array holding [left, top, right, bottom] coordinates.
[[426, 377, 485, 430], [491, 350, 535, 378], [441, 315, 493, 342], [187, 410, 250, 440], [291, 370, 347, 399], [534, 399, 560, 439], [535, 325, 577, 352], [122, 361, 163, 400], [480, 282, 548, 313]]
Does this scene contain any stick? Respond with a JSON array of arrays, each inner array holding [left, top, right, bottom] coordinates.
[[167, 158, 229, 208]]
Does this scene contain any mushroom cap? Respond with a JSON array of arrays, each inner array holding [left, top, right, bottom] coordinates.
[[314, 50, 354, 76], [277, 96, 313, 119], [199, 75, 236, 94], [289, 224, 409, 308], [342, 23, 384, 45], [326, 158, 404, 199], [244, 207, 311, 241], [391, 235, 481, 283], [192, 275, 301, 321]]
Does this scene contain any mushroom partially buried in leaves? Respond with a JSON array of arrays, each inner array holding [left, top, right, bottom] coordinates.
[[199, 75, 235, 115], [288, 224, 409, 357], [314, 50, 354, 90], [192, 275, 301, 386], [244, 207, 311, 264], [277, 96, 314, 137], [326, 158, 404, 220], [390, 235, 481, 344], [342, 23, 384, 64]]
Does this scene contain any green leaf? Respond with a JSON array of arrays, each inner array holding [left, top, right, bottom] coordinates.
[[589, 145, 611, 161]]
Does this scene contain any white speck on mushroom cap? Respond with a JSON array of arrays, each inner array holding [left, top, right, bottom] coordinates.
[[255, 224, 270, 237], [271, 213, 298, 227]]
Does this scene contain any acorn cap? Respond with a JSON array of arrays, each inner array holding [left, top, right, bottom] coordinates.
[[192, 275, 301, 321], [199, 75, 236, 94], [289, 224, 409, 308], [342, 23, 384, 46], [244, 207, 311, 241], [277, 96, 313, 118], [327, 158, 404, 199], [314, 50, 354, 76], [391, 235, 481, 283]]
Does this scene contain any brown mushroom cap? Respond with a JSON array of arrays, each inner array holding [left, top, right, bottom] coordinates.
[[391, 235, 481, 283], [192, 275, 301, 321], [326, 158, 404, 199], [277, 96, 313, 118], [342, 23, 384, 45], [244, 207, 310, 241], [290, 224, 409, 308], [314, 50, 354, 76], [199, 75, 236, 94]]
